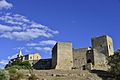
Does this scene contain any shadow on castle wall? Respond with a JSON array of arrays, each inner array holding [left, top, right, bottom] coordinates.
[[33, 59, 52, 70], [90, 70, 114, 80]]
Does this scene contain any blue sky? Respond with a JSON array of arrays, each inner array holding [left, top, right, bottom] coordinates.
[[0, 0, 120, 68]]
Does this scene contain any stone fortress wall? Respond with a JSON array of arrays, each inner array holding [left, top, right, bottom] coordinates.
[[72, 48, 89, 70], [11, 35, 114, 71], [52, 42, 73, 70], [52, 35, 114, 70]]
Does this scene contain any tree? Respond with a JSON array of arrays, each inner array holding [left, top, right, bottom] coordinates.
[[21, 61, 33, 69], [9, 69, 24, 80], [108, 49, 120, 79], [5, 60, 32, 70], [0, 69, 10, 80]]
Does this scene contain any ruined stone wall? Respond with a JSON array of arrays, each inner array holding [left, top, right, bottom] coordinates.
[[52, 42, 73, 70]]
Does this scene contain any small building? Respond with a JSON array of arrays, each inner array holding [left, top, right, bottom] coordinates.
[[10, 50, 41, 66]]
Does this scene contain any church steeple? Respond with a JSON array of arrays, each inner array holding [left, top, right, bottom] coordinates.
[[17, 49, 23, 57]]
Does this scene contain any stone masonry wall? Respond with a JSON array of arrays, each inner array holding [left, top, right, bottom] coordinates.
[[106, 36, 114, 56], [73, 48, 88, 70], [52, 42, 73, 70], [52, 44, 57, 69], [92, 49, 109, 71], [92, 35, 114, 57]]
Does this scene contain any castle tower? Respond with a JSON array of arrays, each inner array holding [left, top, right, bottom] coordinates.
[[92, 35, 114, 56], [17, 49, 23, 57], [52, 42, 73, 70]]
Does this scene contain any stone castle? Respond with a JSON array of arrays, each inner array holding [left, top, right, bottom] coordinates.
[[11, 35, 114, 71], [51, 35, 114, 71]]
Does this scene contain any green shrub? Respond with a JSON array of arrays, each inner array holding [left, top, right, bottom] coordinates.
[[0, 69, 10, 80], [5, 60, 33, 70], [21, 61, 33, 70], [6, 65, 30, 70], [9, 69, 24, 80]]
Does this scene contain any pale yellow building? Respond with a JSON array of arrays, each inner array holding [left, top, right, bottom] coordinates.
[[11, 50, 41, 65]]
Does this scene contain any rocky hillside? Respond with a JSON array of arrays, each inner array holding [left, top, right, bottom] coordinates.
[[33, 70, 102, 80], [19, 69, 113, 80]]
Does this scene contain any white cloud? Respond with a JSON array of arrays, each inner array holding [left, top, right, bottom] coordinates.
[[0, 24, 22, 32], [34, 47, 42, 50], [27, 40, 56, 46], [13, 47, 25, 50], [0, 53, 17, 68], [26, 40, 56, 53], [34, 47, 51, 52], [0, 13, 59, 40], [0, 24, 13, 32], [40, 40, 56, 46], [43, 47, 52, 51], [8, 53, 17, 60], [27, 43, 38, 46], [0, 60, 8, 65], [0, 0, 13, 9], [25, 49, 31, 53]]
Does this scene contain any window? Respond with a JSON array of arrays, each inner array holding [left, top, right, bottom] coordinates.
[[109, 45, 111, 49], [25, 56, 28, 60], [30, 56, 32, 59], [37, 56, 38, 59]]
